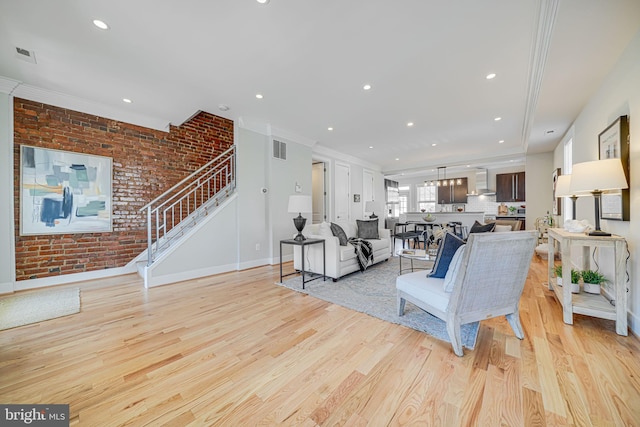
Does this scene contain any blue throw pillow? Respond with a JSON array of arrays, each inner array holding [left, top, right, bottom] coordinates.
[[428, 231, 466, 278]]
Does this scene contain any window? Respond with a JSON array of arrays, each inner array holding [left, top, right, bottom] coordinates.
[[385, 179, 399, 217], [398, 186, 410, 215], [416, 184, 436, 212]]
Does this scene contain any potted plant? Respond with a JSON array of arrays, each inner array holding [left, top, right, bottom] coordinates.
[[581, 270, 607, 294], [554, 265, 580, 293], [508, 206, 517, 215]]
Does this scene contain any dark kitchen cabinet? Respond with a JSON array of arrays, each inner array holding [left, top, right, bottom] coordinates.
[[437, 177, 468, 204], [496, 172, 525, 202]]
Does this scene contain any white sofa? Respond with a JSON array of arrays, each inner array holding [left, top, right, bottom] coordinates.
[[293, 220, 391, 281]]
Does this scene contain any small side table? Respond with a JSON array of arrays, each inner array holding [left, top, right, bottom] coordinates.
[[280, 238, 326, 289], [397, 249, 433, 275]]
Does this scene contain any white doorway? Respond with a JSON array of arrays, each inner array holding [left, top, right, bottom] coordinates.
[[363, 169, 374, 218], [312, 162, 326, 223], [335, 162, 350, 221]]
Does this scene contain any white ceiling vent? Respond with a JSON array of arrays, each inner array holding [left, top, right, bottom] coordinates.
[[16, 47, 37, 64], [273, 139, 286, 160]]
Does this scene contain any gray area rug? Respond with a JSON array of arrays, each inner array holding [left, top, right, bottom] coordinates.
[[0, 287, 80, 331], [278, 257, 479, 349]]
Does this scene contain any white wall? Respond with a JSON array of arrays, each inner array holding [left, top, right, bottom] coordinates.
[[525, 152, 554, 229], [557, 29, 640, 335], [268, 135, 313, 262], [236, 127, 271, 268], [0, 93, 15, 293]]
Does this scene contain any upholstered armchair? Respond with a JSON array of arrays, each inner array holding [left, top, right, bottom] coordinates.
[[396, 231, 536, 356]]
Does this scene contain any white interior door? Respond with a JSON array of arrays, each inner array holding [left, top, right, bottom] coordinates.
[[335, 163, 350, 222], [312, 162, 325, 223], [363, 169, 374, 218]]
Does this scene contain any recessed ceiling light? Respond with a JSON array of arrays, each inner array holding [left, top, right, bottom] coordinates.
[[122, 98, 132, 103], [431, 143, 437, 147], [369, 146, 373, 149], [486, 73, 496, 79], [256, 0, 270, 3], [92, 19, 110, 30], [218, 104, 230, 111], [327, 127, 333, 131], [499, 140, 505, 143], [407, 122, 414, 127], [363, 84, 372, 91], [466, 165, 471, 167], [255, 93, 263, 99], [395, 158, 400, 161], [494, 117, 502, 121]]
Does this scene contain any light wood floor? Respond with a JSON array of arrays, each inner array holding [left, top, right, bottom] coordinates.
[[1, 256, 639, 426]]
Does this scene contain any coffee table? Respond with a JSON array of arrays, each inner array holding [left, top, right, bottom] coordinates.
[[396, 248, 434, 275]]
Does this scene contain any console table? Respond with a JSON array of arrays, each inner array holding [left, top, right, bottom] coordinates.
[[547, 228, 627, 336], [280, 238, 325, 289]]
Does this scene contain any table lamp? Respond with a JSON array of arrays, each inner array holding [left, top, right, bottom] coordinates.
[[569, 158, 628, 236], [287, 195, 312, 241], [365, 201, 379, 219], [554, 174, 581, 220]]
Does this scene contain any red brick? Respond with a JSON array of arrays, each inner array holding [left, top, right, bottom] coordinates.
[[14, 99, 233, 280]]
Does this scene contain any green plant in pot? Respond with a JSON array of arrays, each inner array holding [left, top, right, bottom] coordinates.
[[554, 265, 581, 293], [581, 270, 607, 294]]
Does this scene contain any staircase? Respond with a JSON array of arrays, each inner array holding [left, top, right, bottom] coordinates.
[[139, 146, 236, 270]]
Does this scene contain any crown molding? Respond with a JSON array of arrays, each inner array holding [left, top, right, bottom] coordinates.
[[313, 143, 382, 172], [521, 0, 559, 152], [0, 76, 21, 94], [2, 77, 172, 132]]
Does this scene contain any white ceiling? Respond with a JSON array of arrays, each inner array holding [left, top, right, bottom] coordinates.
[[1, 0, 639, 177]]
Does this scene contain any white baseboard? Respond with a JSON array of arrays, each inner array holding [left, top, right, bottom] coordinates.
[[13, 265, 137, 291], [145, 262, 238, 288], [237, 258, 271, 271], [0, 280, 14, 295]]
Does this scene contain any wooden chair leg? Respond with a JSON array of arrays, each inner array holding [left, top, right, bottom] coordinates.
[[506, 312, 525, 339], [446, 319, 464, 357], [397, 296, 406, 316]]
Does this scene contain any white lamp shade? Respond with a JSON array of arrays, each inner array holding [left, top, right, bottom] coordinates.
[[554, 174, 573, 197], [365, 201, 378, 212], [287, 195, 312, 213], [569, 158, 628, 194]]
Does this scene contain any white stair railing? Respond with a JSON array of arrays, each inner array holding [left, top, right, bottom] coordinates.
[[140, 146, 235, 266]]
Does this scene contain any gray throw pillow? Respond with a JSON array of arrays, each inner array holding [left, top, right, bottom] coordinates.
[[469, 220, 496, 234], [330, 222, 348, 246], [428, 231, 465, 278], [356, 219, 379, 239]]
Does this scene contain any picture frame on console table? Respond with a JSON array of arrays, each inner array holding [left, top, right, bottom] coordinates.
[[598, 115, 630, 221]]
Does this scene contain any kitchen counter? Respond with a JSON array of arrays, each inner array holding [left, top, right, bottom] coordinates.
[[401, 212, 485, 230]]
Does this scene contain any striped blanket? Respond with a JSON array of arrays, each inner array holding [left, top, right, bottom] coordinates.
[[348, 238, 374, 272]]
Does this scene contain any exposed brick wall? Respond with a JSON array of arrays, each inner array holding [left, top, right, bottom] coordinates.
[[13, 98, 234, 281]]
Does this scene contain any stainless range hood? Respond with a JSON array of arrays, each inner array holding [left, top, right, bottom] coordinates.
[[467, 168, 495, 196]]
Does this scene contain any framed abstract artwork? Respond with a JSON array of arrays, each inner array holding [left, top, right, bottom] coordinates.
[[598, 115, 630, 220], [20, 145, 112, 235]]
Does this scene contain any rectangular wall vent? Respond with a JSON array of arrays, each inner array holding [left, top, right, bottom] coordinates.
[[273, 139, 286, 160], [15, 47, 37, 64]]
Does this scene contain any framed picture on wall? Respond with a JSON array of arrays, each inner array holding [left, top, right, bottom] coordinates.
[[552, 168, 561, 216], [598, 115, 630, 220], [20, 145, 112, 235]]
